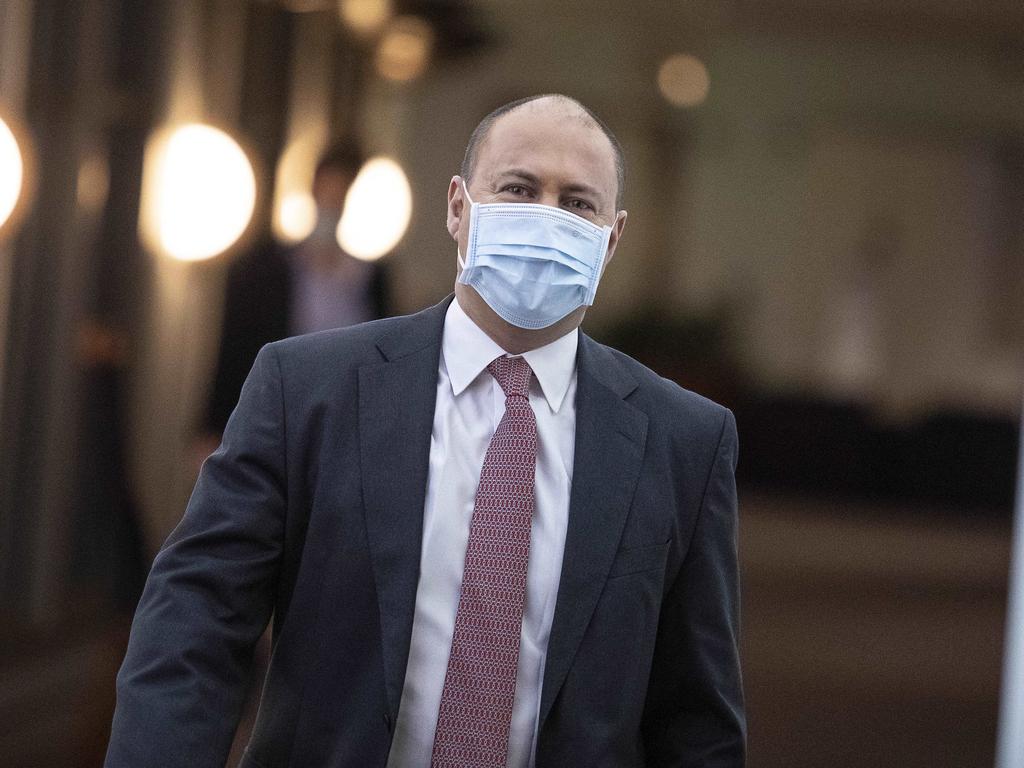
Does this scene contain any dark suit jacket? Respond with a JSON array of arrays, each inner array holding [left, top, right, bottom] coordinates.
[[203, 237, 390, 435], [106, 296, 745, 768]]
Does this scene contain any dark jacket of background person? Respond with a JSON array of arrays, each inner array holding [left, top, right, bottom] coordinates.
[[104, 296, 745, 768], [202, 236, 389, 435]]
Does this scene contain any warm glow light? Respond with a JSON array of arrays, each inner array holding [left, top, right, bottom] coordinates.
[[0, 116, 25, 234], [339, 0, 392, 37], [279, 191, 318, 243], [657, 53, 710, 108], [338, 156, 410, 260], [140, 123, 257, 262], [273, 135, 322, 244], [375, 16, 434, 83]]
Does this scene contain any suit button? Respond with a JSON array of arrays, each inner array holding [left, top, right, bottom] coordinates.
[[384, 712, 392, 731]]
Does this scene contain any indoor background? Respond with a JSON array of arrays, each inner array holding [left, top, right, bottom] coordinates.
[[0, 0, 1021, 766]]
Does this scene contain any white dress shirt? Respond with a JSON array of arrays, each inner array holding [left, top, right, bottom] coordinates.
[[386, 297, 578, 768]]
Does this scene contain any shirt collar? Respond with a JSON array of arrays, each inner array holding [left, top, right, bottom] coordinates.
[[442, 297, 578, 414]]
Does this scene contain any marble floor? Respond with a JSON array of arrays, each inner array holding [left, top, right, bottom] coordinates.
[[740, 492, 1011, 768]]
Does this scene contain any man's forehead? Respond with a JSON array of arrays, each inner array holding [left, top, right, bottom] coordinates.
[[507, 95, 591, 122], [484, 100, 608, 153], [476, 103, 617, 192]]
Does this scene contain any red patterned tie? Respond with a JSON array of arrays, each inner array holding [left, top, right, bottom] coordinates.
[[431, 355, 538, 768]]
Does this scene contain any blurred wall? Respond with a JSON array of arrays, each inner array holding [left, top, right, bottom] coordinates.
[[126, 2, 370, 551], [2, 0, 135, 623], [383, 1, 1023, 422], [1, 0, 1021, 619], [683, 32, 1023, 419], [0, 0, 33, 400], [129, 0, 256, 549]]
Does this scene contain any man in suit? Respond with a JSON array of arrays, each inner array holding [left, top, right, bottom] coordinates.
[[201, 141, 390, 440], [106, 94, 744, 767]]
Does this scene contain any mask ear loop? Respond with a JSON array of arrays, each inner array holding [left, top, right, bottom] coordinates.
[[586, 224, 614, 304], [457, 178, 473, 273], [462, 178, 483, 271]]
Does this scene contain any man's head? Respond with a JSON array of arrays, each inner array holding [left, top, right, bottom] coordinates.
[[460, 95, 626, 211], [446, 95, 628, 353], [312, 140, 365, 216]]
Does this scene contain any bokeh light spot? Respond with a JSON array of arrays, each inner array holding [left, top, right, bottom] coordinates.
[[375, 16, 434, 83], [278, 191, 318, 243], [0, 116, 25, 234], [140, 123, 257, 262], [339, 0, 392, 37], [338, 156, 411, 260], [657, 53, 710, 108]]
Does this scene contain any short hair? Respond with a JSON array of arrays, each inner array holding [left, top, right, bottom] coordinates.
[[315, 139, 365, 180], [460, 94, 626, 210]]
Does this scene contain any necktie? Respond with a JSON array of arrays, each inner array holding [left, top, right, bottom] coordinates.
[[431, 355, 538, 768]]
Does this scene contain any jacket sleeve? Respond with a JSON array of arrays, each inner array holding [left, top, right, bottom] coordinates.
[[642, 408, 746, 767], [105, 344, 287, 768]]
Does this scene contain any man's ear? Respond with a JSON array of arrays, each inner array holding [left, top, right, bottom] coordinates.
[[446, 175, 464, 241], [601, 209, 628, 274]]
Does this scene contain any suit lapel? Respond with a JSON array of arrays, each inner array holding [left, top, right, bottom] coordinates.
[[358, 304, 648, 727], [538, 335, 649, 729], [359, 297, 451, 718]]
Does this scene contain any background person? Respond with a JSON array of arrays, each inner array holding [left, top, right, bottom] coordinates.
[[200, 140, 390, 443]]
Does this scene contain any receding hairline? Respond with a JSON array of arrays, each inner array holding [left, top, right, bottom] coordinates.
[[460, 94, 626, 210]]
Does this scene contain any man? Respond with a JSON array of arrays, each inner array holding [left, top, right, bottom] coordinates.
[[106, 94, 744, 767], [201, 140, 390, 441]]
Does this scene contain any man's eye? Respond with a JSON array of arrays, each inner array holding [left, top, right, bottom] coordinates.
[[566, 199, 594, 212], [503, 184, 530, 196]]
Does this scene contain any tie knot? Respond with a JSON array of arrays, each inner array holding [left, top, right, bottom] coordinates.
[[487, 355, 532, 399]]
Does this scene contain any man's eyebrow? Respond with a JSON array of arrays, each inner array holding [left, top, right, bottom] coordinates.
[[496, 168, 602, 199], [560, 181, 601, 199], [494, 168, 542, 186]]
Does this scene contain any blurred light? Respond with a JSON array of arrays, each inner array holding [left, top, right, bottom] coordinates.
[[0, 114, 26, 235], [657, 53, 710, 108], [339, 0, 392, 37], [279, 191, 318, 242], [273, 135, 321, 244], [140, 123, 257, 262], [375, 16, 434, 83], [338, 156, 410, 260], [77, 152, 110, 213]]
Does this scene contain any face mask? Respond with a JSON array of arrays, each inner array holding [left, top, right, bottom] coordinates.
[[456, 183, 613, 330]]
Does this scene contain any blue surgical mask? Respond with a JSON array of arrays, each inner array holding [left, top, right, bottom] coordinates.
[[457, 183, 613, 330]]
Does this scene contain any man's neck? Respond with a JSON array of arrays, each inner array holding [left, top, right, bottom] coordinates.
[[453, 284, 583, 355]]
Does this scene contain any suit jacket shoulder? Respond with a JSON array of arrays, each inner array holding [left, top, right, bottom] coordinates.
[[581, 335, 732, 444], [266, 299, 447, 386]]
